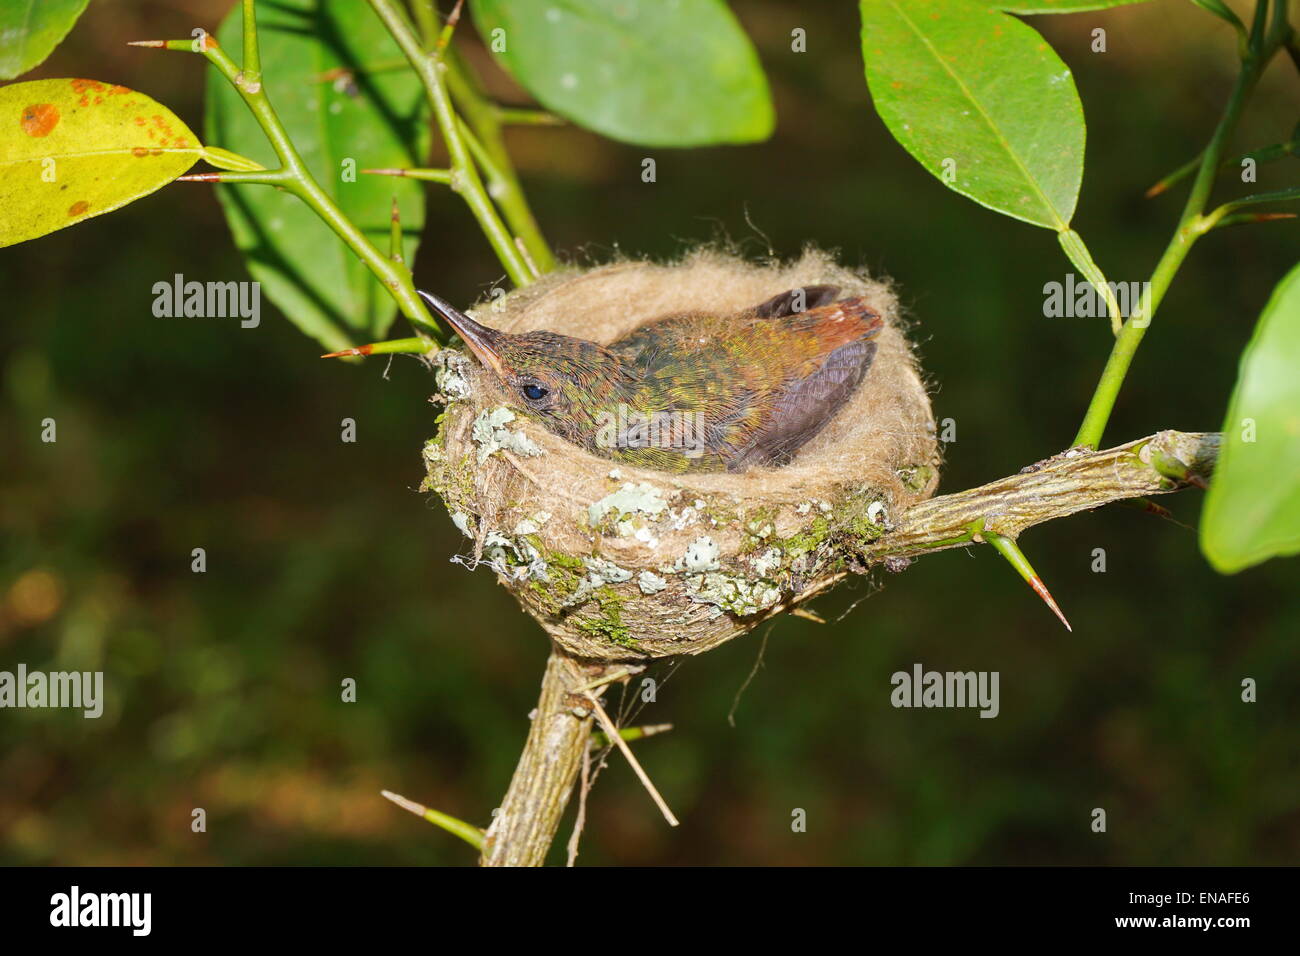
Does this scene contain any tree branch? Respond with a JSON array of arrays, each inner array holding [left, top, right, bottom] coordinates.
[[867, 430, 1219, 561], [479, 649, 626, 866], [482, 429, 1220, 866]]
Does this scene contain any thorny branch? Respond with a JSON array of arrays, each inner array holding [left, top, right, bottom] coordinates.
[[482, 429, 1220, 866]]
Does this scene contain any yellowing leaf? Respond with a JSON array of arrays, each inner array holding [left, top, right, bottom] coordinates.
[[0, 78, 201, 247]]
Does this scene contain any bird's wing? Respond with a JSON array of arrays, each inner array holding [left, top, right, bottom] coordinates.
[[727, 338, 877, 470], [727, 298, 883, 470], [610, 286, 840, 361], [751, 285, 841, 318]]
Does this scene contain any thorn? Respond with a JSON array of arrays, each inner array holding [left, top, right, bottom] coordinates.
[[128, 38, 205, 52], [321, 345, 374, 358], [1026, 573, 1073, 633], [436, 0, 466, 52], [790, 607, 826, 623], [634, 722, 673, 739], [381, 789, 425, 818], [591, 723, 673, 748], [1132, 497, 1174, 520], [1211, 211, 1299, 230], [177, 173, 224, 182], [322, 337, 434, 359], [364, 167, 453, 185], [1121, 498, 1195, 532], [315, 66, 353, 83], [380, 789, 484, 850], [982, 529, 1073, 632]]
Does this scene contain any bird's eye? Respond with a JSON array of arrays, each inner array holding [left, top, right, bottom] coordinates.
[[522, 383, 548, 401]]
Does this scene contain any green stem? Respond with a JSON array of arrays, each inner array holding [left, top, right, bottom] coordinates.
[[381, 789, 484, 850], [1058, 229, 1123, 335], [1072, 15, 1280, 449], [196, 20, 441, 342], [1144, 131, 1300, 198], [389, 196, 403, 265], [366, 0, 535, 287], [1188, 0, 1249, 42], [410, 0, 440, 47], [444, 47, 556, 273], [240, 0, 261, 91], [364, 166, 454, 184], [494, 106, 564, 127], [1203, 186, 1300, 227], [321, 336, 434, 359]]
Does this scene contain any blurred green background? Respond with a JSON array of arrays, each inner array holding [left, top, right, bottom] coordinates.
[[2, 0, 1298, 866]]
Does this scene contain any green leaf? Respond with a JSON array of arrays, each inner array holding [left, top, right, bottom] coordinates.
[[1201, 263, 1300, 573], [1186, 0, 1246, 34], [860, 0, 1084, 229], [0, 78, 200, 248], [468, 0, 773, 147], [0, 0, 90, 79], [994, 1, 1152, 12], [206, 0, 430, 348]]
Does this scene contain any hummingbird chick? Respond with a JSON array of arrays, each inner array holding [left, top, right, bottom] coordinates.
[[419, 285, 883, 473]]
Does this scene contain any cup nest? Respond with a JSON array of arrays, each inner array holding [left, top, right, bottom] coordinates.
[[421, 248, 939, 661]]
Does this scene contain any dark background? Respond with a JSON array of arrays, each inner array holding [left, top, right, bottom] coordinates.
[[2, 0, 1297, 865]]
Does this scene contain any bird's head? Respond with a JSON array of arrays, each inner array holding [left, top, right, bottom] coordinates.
[[420, 290, 629, 441]]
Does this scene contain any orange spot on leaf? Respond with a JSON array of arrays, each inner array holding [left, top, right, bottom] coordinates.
[[68, 200, 90, 216], [20, 103, 59, 137], [132, 147, 148, 157]]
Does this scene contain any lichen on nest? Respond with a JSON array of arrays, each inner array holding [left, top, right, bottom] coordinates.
[[421, 248, 940, 661]]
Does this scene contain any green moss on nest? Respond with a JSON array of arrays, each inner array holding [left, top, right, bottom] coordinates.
[[897, 464, 935, 494], [573, 591, 638, 649], [781, 515, 831, 558]]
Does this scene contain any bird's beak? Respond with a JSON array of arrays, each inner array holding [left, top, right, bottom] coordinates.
[[418, 289, 506, 376]]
